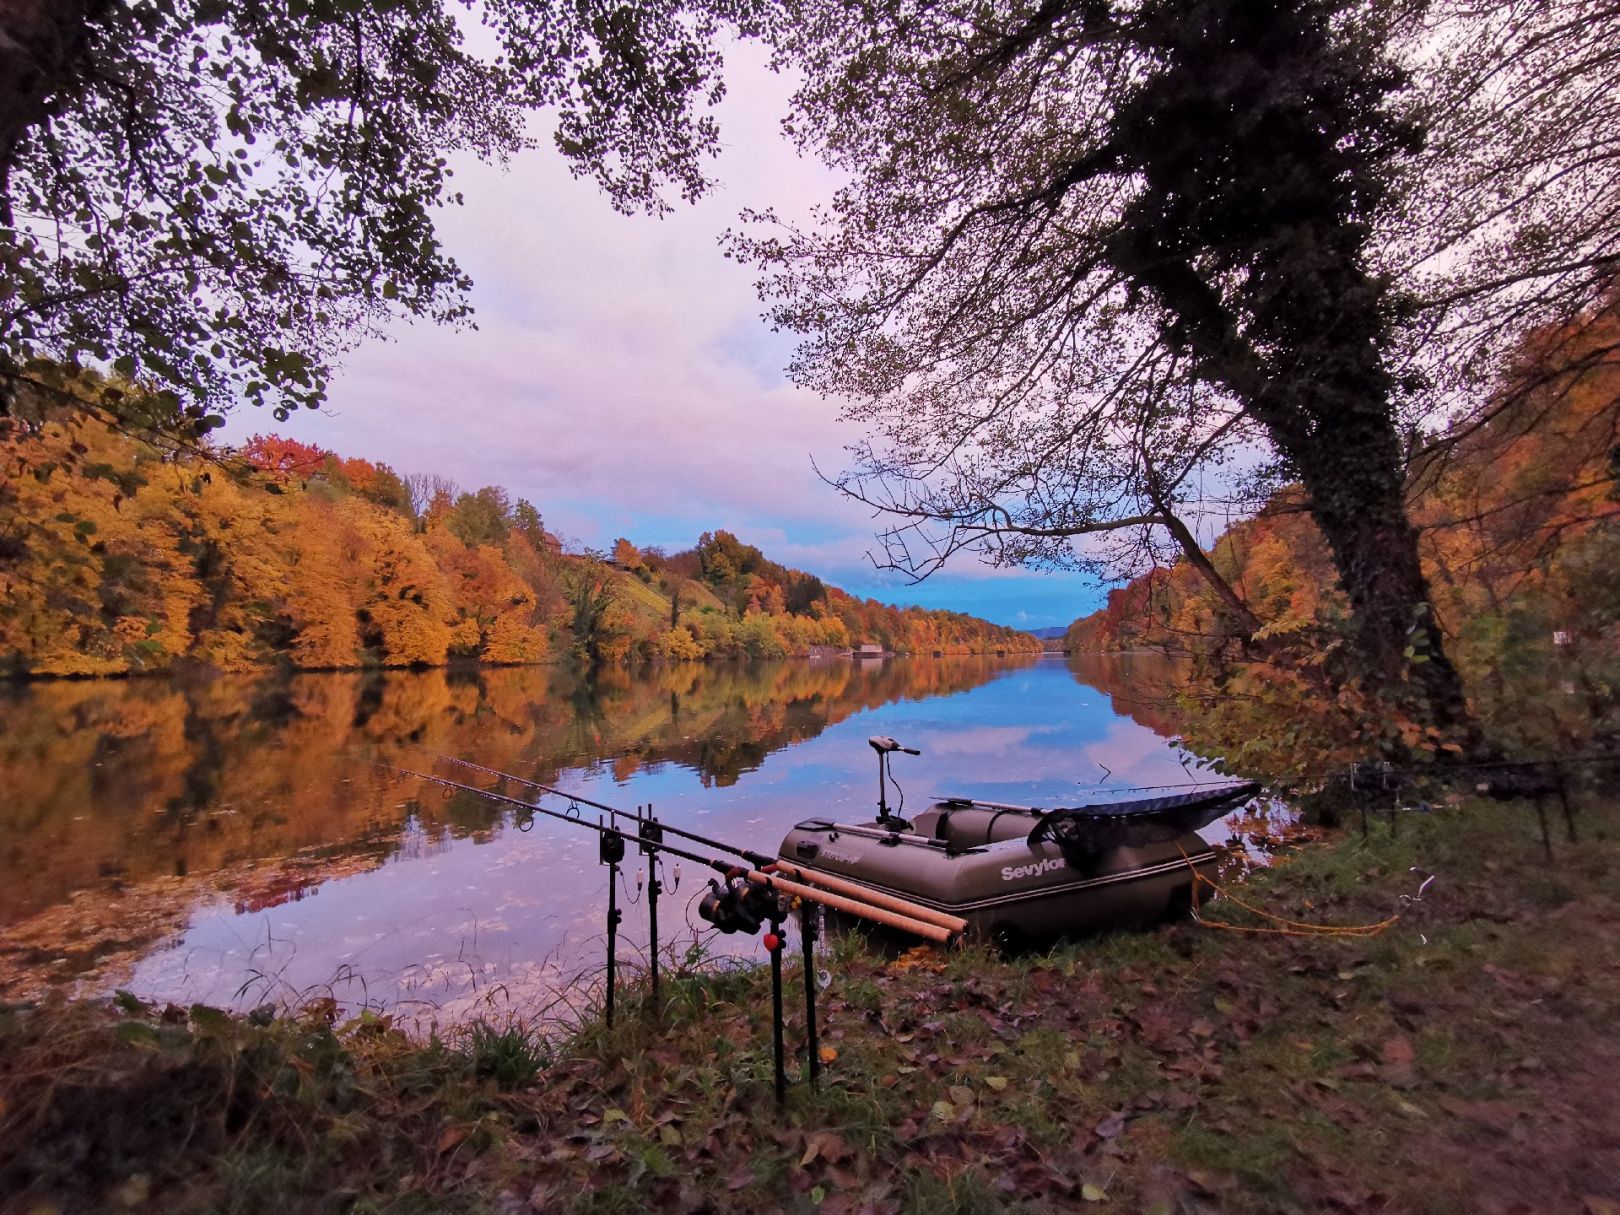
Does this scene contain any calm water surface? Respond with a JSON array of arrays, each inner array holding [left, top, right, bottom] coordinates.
[[0, 653, 1239, 1026]]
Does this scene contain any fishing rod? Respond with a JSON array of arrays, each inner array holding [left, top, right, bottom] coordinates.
[[441, 755, 775, 867], [439, 756, 969, 935], [386, 765, 959, 943]]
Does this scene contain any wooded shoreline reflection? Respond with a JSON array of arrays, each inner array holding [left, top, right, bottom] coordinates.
[[0, 656, 1037, 930]]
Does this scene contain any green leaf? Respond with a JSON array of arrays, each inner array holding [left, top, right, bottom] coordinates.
[[114, 1021, 161, 1049]]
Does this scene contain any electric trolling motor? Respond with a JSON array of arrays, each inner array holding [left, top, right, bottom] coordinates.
[[869, 735, 921, 827]]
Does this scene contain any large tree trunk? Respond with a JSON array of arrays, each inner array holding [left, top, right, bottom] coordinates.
[[1285, 403, 1477, 742], [0, 0, 93, 215]]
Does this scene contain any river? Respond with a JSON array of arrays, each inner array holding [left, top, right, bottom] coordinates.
[[0, 653, 1255, 1029]]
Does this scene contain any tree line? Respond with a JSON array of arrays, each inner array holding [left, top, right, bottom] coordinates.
[[0, 399, 1038, 677]]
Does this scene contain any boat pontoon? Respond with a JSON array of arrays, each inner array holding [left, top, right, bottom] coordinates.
[[776, 737, 1260, 943]]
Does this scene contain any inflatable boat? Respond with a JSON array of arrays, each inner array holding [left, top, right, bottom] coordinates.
[[776, 737, 1260, 943]]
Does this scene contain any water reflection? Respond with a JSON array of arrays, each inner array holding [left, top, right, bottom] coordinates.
[[0, 653, 1230, 1020]]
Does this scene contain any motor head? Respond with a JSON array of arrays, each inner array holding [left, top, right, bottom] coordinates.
[[869, 735, 921, 756]]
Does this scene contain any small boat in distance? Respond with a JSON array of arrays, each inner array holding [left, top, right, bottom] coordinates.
[[776, 737, 1260, 944]]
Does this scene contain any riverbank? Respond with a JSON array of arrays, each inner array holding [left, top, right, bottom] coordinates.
[[4, 794, 1616, 1214]]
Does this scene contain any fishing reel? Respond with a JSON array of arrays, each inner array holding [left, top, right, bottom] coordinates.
[[698, 878, 785, 936]]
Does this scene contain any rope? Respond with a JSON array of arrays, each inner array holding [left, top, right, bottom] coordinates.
[[1177, 844, 1400, 938]]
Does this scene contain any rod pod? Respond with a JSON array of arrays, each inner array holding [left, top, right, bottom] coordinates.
[[599, 823, 624, 1028], [387, 767, 958, 942]]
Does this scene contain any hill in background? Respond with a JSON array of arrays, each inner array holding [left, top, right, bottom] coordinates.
[[0, 410, 1037, 678]]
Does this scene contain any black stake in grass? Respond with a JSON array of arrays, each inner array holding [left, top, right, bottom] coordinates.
[[640, 809, 663, 1012], [801, 903, 820, 1090], [768, 915, 787, 1109], [600, 823, 624, 1029]]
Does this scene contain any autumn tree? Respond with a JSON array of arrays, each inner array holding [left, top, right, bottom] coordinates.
[[404, 473, 458, 526], [446, 487, 512, 548], [611, 537, 643, 570], [566, 564, 632, 665], [0, 0, 774, 436], [743, 0, 1620, 744], [512, 499, 549, 550]]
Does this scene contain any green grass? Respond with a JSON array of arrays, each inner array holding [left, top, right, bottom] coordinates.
[[463, 1020, 548, 1089]]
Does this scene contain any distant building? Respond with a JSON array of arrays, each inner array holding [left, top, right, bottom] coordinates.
[[853, 643, 886, 659]]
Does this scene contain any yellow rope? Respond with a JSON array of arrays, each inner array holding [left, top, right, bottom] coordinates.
[[1178, 844, 1400, 938]]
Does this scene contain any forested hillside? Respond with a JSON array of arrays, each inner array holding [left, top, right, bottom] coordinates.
[[1065, 301, 1620, 770], [0, 406, 1036, 678]]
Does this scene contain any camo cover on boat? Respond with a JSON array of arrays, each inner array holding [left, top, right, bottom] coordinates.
[[1027, 783, 1262, 860]]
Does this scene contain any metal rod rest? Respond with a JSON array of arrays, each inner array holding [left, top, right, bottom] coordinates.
[[769, 919, 786, 1109], [801, 903, 820, 1090], [641, 805, 662, 1013]]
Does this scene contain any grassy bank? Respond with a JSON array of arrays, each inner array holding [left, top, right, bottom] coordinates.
[[4, 796, 1617, 1214]]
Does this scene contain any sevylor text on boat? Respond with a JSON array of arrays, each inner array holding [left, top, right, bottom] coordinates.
[[776, 737, 1261, 943]]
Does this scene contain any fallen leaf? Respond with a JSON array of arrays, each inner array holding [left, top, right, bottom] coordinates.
[[985, 1075, 1009, 1091], [1082, 1182, 1108, 1202], [1095, 1114, 1127, 1139], [819, 1045, 839, 1064], [1380, 1036, 1415, 1066], [116, 1175, 150, 1208]]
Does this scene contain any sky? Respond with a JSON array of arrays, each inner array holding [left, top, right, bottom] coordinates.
[[232, 43, 1109, 631]]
